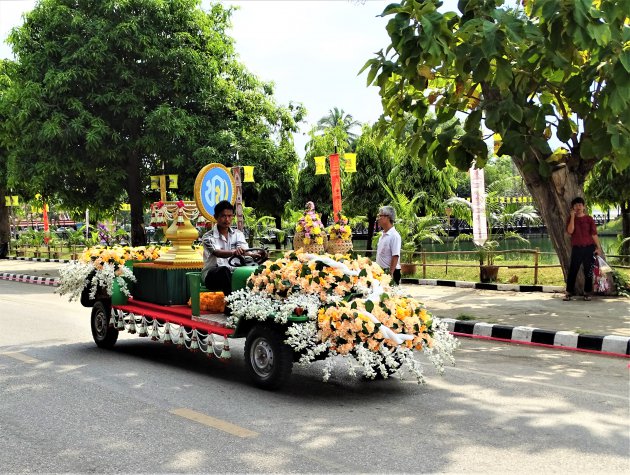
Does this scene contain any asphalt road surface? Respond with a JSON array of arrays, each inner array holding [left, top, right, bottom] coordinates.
[[1, 281, 628, 473]]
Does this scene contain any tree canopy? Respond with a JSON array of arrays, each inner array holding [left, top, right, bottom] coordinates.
[[3, 0, 301, 245], [363, 0, 630, 279]]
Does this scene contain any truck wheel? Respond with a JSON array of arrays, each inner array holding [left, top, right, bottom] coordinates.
[[91, 301, 118, 349], [244, 325, 293, 390]]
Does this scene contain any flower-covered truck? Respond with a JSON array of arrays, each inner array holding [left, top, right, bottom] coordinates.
[[59, 245, 457, 390]]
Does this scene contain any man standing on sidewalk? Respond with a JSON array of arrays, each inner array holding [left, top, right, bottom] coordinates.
[[376, 205, 402, 285]]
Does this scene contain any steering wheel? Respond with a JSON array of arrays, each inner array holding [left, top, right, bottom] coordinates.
[[227, 247, 269, 267]]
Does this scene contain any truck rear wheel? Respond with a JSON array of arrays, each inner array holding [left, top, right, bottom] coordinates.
[[244, 325, 293, 390], [91, 301, 118, 349]]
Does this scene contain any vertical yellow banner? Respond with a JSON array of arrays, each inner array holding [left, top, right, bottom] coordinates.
[[314, 156, 327, 175], [243, 166, 255, 183]]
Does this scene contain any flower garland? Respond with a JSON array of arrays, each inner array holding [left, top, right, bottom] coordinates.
[[226, 251, 458, 381], [295, 201, 325, 246], [57, 245, 163, 302]]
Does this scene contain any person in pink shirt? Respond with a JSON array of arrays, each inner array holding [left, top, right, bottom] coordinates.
[[564, 197, 603, 301]]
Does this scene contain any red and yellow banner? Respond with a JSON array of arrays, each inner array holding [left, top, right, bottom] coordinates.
[[329, 153, 342, 221]]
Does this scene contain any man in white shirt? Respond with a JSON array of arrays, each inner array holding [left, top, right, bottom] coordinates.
[[376, 205, 402, 285], [201, 200, 255, 295]]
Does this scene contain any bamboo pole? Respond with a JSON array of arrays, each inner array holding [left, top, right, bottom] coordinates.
[[422, 250, 427, 279], [534, 247, 539, 284]]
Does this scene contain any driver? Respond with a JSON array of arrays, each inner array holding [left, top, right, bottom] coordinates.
[[200, 200, 257, 296]]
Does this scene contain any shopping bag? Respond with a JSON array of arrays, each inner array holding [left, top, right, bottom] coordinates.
[[596, 255, 612, 274]]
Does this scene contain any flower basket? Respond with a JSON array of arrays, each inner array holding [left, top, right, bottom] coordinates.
[[325, 238, 353, 255], [293, 232, 327, 254]]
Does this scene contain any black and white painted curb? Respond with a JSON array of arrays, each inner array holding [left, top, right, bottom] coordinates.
[[4, 256, 70, 263], [0, 273, 60, 286], [402, 278, 565, 294], [440, 318, 630, 357]]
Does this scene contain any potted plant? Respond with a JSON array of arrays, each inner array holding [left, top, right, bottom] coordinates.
[[67, 228, 86, 260]]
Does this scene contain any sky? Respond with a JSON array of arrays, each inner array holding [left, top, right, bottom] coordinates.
[[0, 0, 459, 156]]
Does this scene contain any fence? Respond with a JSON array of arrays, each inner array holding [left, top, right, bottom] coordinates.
[[267, 247, 630, 285]]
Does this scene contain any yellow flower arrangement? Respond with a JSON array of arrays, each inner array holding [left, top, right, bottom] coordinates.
[[245, 252, 434, 353], [228, 251, 457, 380], [328, 212, 352, 241], [296, 201, 325, 246]]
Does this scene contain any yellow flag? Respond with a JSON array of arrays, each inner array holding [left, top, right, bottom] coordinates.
[[344, 153, 357, 173], [4, 196, 10, 207], [168, 175, 178, 189], [120, 203, 131, 211], [314, 156, 327, 175], [243, 166, 255, 183], [12, 196, 18, 206], [493, 133, 502, 154], [150, 176, 160, 190]]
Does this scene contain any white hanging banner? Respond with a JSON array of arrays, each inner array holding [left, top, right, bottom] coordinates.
[[470, 167, 487, 246]]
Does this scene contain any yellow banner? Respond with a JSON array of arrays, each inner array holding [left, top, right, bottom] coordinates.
[[344, 153, 357, 173], [168, 174, 178, 189], [243, 166, 255, 183], [120, 203, 131, 211], [314, 156, 327, 175], [4, 196, 18, 206], [150, 176, 160, 190]]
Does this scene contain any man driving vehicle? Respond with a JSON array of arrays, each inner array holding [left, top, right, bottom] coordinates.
[[200, 200, 262, 295]]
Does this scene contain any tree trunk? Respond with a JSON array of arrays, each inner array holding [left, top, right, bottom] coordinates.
[[621, 201, 630, 263], [366, 213, 377, 251], [127, 151, 146, 246], [513, 161, 586, 293], [274, 215, 282, 249], [0, 185, 10, 257]]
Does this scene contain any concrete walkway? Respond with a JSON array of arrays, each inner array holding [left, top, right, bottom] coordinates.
[[2, 257, 629, 356]]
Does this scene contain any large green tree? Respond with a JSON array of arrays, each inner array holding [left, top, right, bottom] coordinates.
[[344, 124, 396, 249], [362, 0, 630, 280], [4, 0, 299, 245], [0, 60, 13, 255]]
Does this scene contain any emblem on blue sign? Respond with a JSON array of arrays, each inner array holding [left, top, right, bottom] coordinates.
[[194, 163, 236, 220]]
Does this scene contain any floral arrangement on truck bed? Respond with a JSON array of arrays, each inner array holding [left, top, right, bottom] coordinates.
[[226, 251, 457, 381], [57, 245, 163, 302]]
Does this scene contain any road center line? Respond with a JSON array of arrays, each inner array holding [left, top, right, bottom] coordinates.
[[0, 352, 41, 364], [170, 408, 258, 438]]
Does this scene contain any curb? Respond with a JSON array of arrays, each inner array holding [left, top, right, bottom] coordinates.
[[402, 278, 564, 293], [3, 256, 71, 263], [439, 318, 630, 357], [0, 273, 60, 286]]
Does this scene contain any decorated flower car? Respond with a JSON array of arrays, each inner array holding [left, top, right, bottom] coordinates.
[[58, 244, 457, 390], [57, 164, 456, 389]]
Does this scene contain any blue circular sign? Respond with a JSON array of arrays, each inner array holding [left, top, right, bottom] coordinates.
[[194, 163, 236, 220]]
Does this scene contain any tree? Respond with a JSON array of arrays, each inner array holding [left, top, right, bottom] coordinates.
[[4, 0, 299, 245], [585, 161, 630, 258], [344, 124, 395, 249], [316, 107, 362, 146], [0, 60, 12, 255], [362, 0, 630, 286]]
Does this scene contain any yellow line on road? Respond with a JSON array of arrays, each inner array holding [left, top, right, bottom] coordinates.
[[170, 408, 258, 438], [1, 352, 41, 364]]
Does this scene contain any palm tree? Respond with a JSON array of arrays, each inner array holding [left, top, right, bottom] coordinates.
[[316, 107, 361, 144]]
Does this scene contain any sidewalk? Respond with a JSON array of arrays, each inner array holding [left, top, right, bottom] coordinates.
[[2, 257, 629, 356]]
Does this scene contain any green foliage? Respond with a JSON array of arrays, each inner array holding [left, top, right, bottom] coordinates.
[[2, 0, 300, 244], [381, 179, 445, 262], [364, 0, 630, 277]]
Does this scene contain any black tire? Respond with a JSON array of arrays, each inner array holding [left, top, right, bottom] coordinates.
[[244, 325, 293, 390], [90, 300, 118, 349]]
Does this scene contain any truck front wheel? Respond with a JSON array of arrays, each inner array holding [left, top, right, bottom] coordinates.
[[244, 325, 293, 390], [91, 301, 118, 349]]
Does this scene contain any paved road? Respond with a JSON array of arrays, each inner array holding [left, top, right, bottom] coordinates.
[[1, 281, 628, 473]]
